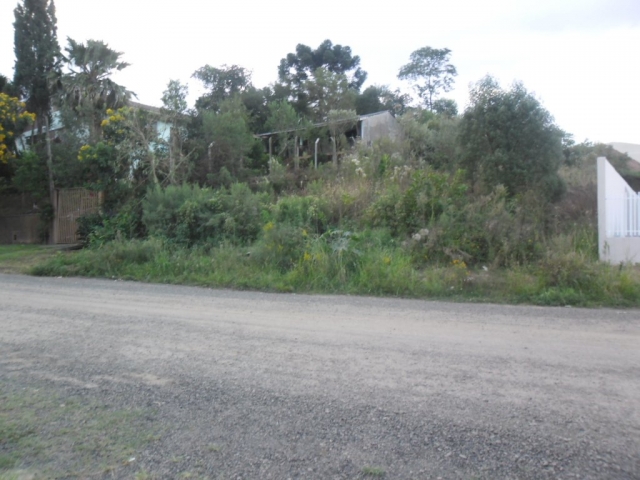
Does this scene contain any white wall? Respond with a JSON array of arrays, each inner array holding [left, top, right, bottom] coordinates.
[[597, 156, 640, 264]]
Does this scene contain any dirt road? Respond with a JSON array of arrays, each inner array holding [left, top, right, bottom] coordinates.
[[1, 274, 639, 479]]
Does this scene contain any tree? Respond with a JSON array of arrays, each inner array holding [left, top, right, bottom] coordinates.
[[458, 76, 565, 200], [326, 109, 358, 167], [201, 97, 256, 181], [303, 67, 356, 122], [0, 92, 35, 164], [398, 47, 457, 111], [355, 85, 412, 116], [161, 80, 190, 184], [278, 40, 367, 115], [60, 38, 134, 141], [0, 75, 18, 97], [432, 98, 458, 117], [192, 64, 252, 112], [13, 0, 61, 212]]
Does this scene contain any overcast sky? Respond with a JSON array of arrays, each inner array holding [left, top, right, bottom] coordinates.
[[1, 0, 639, 143]]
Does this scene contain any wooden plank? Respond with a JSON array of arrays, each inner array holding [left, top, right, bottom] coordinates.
[[55, 188, 102, 244]]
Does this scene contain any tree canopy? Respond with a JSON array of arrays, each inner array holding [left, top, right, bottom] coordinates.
[[278, 40, 366, 116], [458, 76, 565, 199], [13, 0, 61, 125], [192, 64, 252, 112], [60, 38, 134, 141], [398, 47, 457, 111]]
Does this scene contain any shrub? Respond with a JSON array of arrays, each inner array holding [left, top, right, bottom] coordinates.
[[272, 195, 329, 233], [142, 183, 268, 246], [366, 168, 467, 235], [252, 222, 307, 271]]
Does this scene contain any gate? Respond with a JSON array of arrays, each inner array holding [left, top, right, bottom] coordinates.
[[54, 188, 102, 244]]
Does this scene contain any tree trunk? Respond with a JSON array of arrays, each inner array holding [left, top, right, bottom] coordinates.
[[44, 115, 56, 244], [168, 127, 176, 185]]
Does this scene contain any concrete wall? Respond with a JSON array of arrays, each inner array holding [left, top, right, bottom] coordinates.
[[360, 112, 401, 145], [0, 214, 41, 244], [597, 156, 640, 264]]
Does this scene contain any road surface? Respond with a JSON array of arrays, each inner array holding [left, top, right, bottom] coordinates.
[[1, 274, 639, 479]]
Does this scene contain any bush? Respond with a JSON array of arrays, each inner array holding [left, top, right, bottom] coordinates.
[[366, 168, 467, 235], [142, 183, 268, 246], [252, 222, 307, 271], [273, 195, 330, 233]]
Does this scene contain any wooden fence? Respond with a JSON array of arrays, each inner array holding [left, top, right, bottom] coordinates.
[[54, 188, 102, 244]]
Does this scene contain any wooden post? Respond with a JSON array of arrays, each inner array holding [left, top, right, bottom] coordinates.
[[331, 136, 337, 168]]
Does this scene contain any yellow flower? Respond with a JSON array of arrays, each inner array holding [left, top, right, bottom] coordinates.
[[383, 256, 391, 265], [263, 221, 275, 232], [303, 252, 312, 262]]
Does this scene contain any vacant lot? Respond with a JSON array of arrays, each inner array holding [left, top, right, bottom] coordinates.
[[1, 274, 639, 479]]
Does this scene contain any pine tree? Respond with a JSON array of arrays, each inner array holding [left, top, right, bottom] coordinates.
[[13, 0, 62, 240], [13, 0, 61, 128]]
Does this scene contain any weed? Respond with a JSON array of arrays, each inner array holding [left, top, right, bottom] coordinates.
[[0, 383, 158, 478], [362, 465, 386, 477]]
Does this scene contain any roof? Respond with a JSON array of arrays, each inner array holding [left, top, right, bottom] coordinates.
[[256, 110, 393, 137], [128, 101, 163, 115]]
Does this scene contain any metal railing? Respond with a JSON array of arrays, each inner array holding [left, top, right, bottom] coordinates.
[[606, 193, 640, 237]]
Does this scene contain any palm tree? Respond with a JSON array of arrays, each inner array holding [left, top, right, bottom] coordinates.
[[60, 38, 135, 141]]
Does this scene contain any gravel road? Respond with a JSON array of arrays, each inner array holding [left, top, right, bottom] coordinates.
[[1, 274, 639, 479]]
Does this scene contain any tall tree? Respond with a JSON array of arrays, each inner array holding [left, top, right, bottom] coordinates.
[[60, 38, 133, 141], [398, 47, 457, 111], [192, 64, 252, 112], [278, 40, 367, 115], [201, 97, 256, 180], [13, 0, 61, 219], [458, 76, 565, 200], [0, 75, 19, 97], [355, 85, 412, 116], [161, 79, 190, 184], [303, 67, 356, 122]]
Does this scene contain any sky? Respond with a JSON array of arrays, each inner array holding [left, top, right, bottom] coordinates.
[[1, 0, 639, 143]]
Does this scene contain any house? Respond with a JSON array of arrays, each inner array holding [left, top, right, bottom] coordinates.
[[8, 101, 169, 245], [17, 101, 171, 149], [358, 111, 402, 145], [256, 110, 401, 168]]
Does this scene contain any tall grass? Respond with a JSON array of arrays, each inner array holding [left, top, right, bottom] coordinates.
[[32, 235, 640, 307]]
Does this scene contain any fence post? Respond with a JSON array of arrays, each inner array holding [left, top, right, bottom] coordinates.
[[597, 157, 608, 261]]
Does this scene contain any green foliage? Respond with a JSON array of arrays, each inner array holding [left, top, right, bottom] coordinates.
[[30, 232, 640, 307], [201, 97, 257, 180], [12, 150, 47, 199], [192, 64, 252, 112], [398, 111, 460, 169], [76, 203, 143, 247], [432, 98, 458, 117], [459, 76, 566, 200], [303, 68, 357, 122], [367, 168, 468, 235], [142, 183, 266, 246], [278, 39, 366, 115], [60, 38, 133, 141], [273, 195, 330, 233], [13, 0, 61, 123], [355, 85, 411, 116], [253, 222, 307, 271], [398, 47, 457, 110]]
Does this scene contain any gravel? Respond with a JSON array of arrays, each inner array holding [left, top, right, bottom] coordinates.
[[1, 273, 639, 479]]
